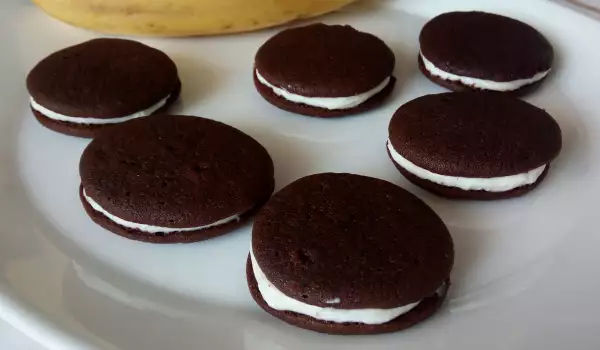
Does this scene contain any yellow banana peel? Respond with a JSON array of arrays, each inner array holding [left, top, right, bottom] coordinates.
[[32, 0, 357, 36]]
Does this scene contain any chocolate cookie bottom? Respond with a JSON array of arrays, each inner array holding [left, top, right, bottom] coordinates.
[[80, 184, 269, 244], [254, 73, 396, 118], [246, 256, 449, 335], [33, 81, 181, 138], [418, 55, 546, 96], [387, 148, 550, 200]]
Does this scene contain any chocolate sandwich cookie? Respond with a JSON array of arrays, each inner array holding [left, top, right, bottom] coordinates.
[[247, 173, 454, 334], [387, 92, 562, 200], [27, 38, 181, 138], [419, 11, 554, 95], [79, 115, 274, 243], [254, 23, 396, 117]]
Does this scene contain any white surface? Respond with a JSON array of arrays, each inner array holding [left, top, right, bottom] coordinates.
[[386, 141, 547, 192], [256, 70, 391, 110], [30, 94, 171, 124], [419, 53, 551, 91], [0, 320, 44, 350], [250, 250, 421, 324], [1, 1, 600, 350]]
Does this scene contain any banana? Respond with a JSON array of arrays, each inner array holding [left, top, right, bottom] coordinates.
[[32, 0, 357, 36]]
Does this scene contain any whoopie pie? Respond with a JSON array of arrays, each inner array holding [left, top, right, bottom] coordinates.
[[418, 11, 554, 95], [248, 173, 454, 334], [254, 23, 396, 117], [80, 115, 274, 243], [27, 38, 181, 138], [387, 92, 562, 200]]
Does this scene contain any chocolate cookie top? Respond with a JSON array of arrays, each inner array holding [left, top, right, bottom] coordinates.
[[389, 92, 562, 178], [252, 173, 453, 309], [27, 38, 179, 119], [80, 115, 274, 228], [255, 23, 395, 97], [419, 12, 553, 81]]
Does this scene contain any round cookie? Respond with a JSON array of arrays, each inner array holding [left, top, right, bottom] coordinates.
[[419, 11, 554, 95], [248, 173, 454, 334], [254, 23, 396, 117], [79, 115, 274, 243], [27, 38, 181, 138], [387, 92, 562, 200]]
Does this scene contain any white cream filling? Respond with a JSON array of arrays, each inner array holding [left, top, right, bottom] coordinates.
[[30, 94, 171, 125], [387, 140, 546, 192], [256, 70, 390, 110], [250, 250, 421, 325], [83, 190, 240, 234], [420, 52, 550, 92]]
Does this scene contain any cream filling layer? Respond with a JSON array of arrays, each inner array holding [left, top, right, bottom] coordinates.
[[420, 52, 550, 92], [30, 94, 171, 125], [256, 70, 390, 110], [83, 190, 240, 234], [250, 250, 421, 325], [387, 141, 546, 192]]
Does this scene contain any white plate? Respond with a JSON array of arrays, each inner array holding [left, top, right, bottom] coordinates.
[[1, 0, 600, 349]]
